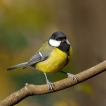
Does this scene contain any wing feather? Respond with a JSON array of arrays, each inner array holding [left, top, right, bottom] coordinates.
[[23, 42, 54, 69]]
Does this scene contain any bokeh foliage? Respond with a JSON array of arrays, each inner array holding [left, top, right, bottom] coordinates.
[[1, 0, 106, 106]]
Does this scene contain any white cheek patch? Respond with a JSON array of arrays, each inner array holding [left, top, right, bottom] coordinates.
[[49, 39, 61, 47], [66, 39, 70, 45]]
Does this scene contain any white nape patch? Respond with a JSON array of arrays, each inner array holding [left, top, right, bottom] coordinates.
[[66, 39, 70, 45], [49, 39, 61, 47], [39, 52, 42, 57]]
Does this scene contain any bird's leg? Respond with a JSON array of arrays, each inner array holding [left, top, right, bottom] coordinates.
[[61, 71, 78, 82], [44, 73, 54, 90]]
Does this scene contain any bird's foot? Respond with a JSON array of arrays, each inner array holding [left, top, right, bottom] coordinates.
[[67, 73, 78, 82], [46, 80, 54, 90]]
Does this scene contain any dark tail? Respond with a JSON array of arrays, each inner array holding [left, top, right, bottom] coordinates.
[[7, 62, 28, 70]]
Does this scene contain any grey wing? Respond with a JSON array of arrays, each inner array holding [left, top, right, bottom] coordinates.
[[23, 52, 49, 69], [23, 42, 54, 69]]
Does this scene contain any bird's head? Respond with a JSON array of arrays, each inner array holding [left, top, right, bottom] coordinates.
[[49, 31, 70, 53]]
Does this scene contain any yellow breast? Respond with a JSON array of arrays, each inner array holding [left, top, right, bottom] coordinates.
[[36, 48, 70, 74]]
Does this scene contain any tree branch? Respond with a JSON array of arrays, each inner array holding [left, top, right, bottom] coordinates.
[[0, 61, 106, 106]]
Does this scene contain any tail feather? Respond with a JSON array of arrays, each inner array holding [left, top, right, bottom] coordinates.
[[7, 62, 28, 70]]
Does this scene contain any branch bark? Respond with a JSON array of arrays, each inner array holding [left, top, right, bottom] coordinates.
[[0, 61, 106, 106]]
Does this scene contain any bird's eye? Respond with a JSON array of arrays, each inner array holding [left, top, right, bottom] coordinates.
[[56, 38, 58, 40], [56, 37, 60, 41]]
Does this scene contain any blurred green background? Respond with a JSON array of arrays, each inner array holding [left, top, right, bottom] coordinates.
[[0, 0, 106, 106]]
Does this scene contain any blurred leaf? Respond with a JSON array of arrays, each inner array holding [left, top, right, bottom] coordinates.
[[54, 102, 68, 106], [0, 27, 27, 49], [77, 84, 93, 95], [81, 84, 93, 94], [54, 101, 79, 106]]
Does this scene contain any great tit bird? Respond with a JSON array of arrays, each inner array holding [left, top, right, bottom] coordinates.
[[7, 31, 77, 90]]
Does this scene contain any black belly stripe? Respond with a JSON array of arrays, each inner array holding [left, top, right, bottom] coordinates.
[[64, 56, 69, 67]]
